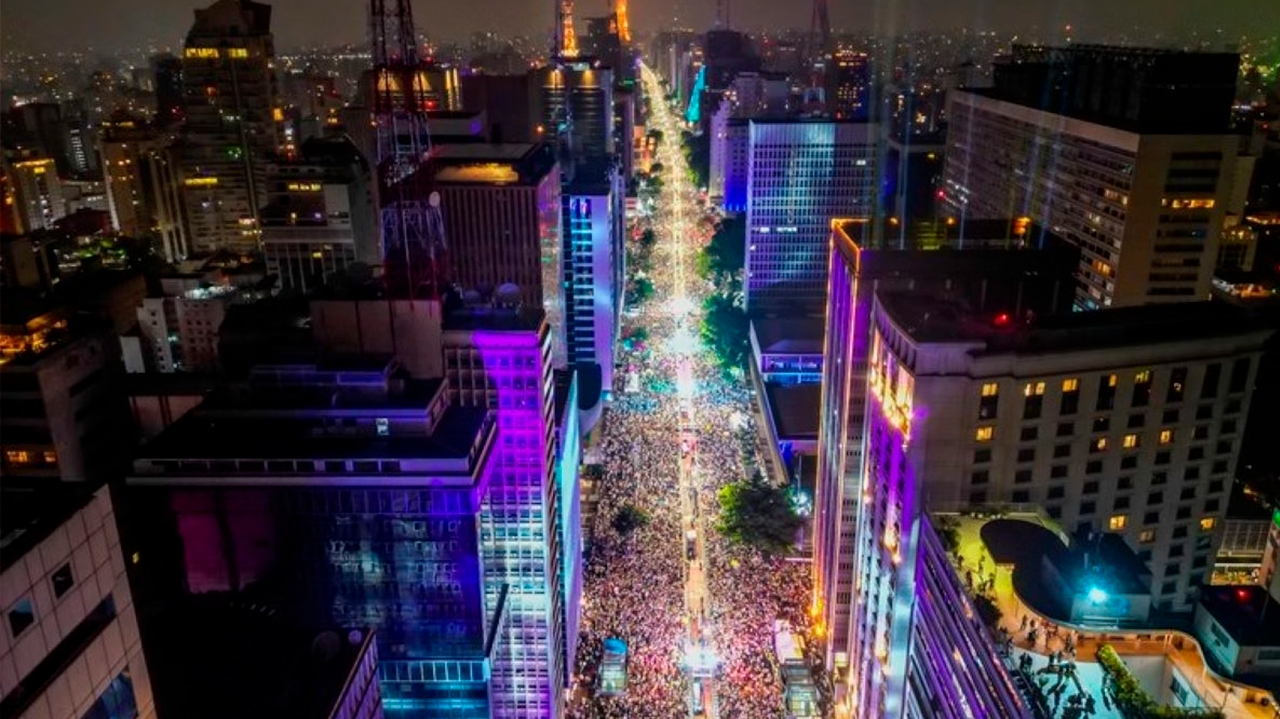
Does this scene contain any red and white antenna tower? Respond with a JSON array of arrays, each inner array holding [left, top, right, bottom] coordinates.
[[369, 0, 446, 299]]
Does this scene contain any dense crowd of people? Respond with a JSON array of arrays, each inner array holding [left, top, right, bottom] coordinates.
[[569, 76, 811, 719]]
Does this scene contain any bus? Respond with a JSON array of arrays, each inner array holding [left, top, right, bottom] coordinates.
[[773, 620, 819, 719]]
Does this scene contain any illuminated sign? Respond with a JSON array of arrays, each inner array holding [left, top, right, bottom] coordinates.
[[286, 182, 323, 192], [183, 177, 218, 187], [14, 159, 55, 171], [184, 47, 219, 59], [227, 48, 248, 59]]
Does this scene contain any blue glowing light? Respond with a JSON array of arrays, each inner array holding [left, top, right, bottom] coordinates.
[[686, 66, 706, 124], [1087, 586, 1108, 604]]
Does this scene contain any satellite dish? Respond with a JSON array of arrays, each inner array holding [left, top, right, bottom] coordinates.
[[496, 283, 520, 304], [428, 191, 441, 208], [311, 631, 341, 661], [347, 629, 364, 646]]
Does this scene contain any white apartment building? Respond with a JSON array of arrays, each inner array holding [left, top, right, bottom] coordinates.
[[0, 484, 155, 719], [861, 293, 1270, 615]]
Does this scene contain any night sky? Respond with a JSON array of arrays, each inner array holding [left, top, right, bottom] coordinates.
[[1, 0, 1275, 54]]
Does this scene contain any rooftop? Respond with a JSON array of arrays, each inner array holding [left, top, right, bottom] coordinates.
[[429, 142, 559, 185], [443, 305, 546, 333], [763, 383, 822, 440], [136, 404, 489, 463], [752, 316, 824, 355], [876, 292, 1268, 352], [1, 484, 98, 571], [144, 595, 376, 719], [1199, 586, 1280, 647]]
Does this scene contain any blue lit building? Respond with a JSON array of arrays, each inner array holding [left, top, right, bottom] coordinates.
[[126, 360, 502, 718], [743, 119, 877, 316], [553, 370, 583, 685], [563, 161, 624, 431]]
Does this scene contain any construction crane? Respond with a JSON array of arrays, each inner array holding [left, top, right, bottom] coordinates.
[[368, 0, 446, 298]]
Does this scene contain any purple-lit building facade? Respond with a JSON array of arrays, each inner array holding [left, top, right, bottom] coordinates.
[[814, 218, 1077, 678], [442, 308, 570, 719], [842, 300, 1030, 719], [125, 363, 502, 718]]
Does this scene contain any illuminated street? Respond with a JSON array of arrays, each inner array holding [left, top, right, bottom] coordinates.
[[568, 63, 812, 719]]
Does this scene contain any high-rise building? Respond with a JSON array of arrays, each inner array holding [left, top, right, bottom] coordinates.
[[126, 363, 500, 718], [830, 49, 870, 121], [151, 53, 185, 127], [441, 308, 568, 719], [428, 143, 563, 357], [260, 136, 379, 294], [943, 45, 1247, 309], [99, 114, 190, 261], [883, 130, 945, 225], [0, 483, 156, 719], [3, 157, 65, 232], [846, 292, 1269, 716], [563, 160, 623, 427], [743, 120, 877, 315], [814, 218, 1078, 676], [708, 108, 748, 212], [178, 0, 282, 253], [531, 62, 615, 172], [1, 303, 134, 482]]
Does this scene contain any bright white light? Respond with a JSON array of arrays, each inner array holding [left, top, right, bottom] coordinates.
[[671, 295, 694, 317], [677, 373, 695, 398], [1087, 587, 1108, 604], [672, 326, 697, 355]]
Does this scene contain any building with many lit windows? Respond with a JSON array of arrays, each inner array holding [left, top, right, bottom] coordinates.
[[260, 136, 379, 294], [126, 361, 502, 718], [3, 157, 65, 232], [100, 115, 190, 262], [743, 119, 876, 315], [442, 308, 568, 719], [813, 217, 1078, 680], [178, 0, 282, 253], [563, 161, 623, 428], [942, 45, 1249, 310]]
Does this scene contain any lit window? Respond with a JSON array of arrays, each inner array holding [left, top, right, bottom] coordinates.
[[1123, 434, 1139, 449], [1139, 530, 1155, 543], [1094, 438, 1108, 451], [1024, 382, 1046, 397], [1107, 374, 1118, 387], [975, 427, 994, 442], [1159, 429, 1174, 445], [981, 382, 999, 397], [42, 451, 56, 465], [1135, 370, 1151, 384], [1200, 518, 1216, 532], [1062, 378, 1079, 392], [4, 450, 31, 465], [1109, 515, 1127, 531]]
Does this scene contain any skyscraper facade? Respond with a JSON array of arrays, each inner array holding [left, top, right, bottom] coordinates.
[[126, 364, 501, 718], [442, 310, 568, 719], [942, 45, 1247, 310], [563, 161, 623, 421], [743, 120, 876, 314], [100, 115, 190, 261], [815, 218, 1078, 677], [3, 157, 64, 232], [531, 62, 616, 172], [178, 0, 281, 253], [429, 143, 564, 361]]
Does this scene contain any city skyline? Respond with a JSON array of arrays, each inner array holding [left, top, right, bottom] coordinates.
[[2, 0, 1277, 55]]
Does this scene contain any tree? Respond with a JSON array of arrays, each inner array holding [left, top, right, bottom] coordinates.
[[638, 228, 656, 250], [696, 216, 745, 291], [700, 293, 749, 372], [715, 477, 804, 555], [627, 276, 655, 306], [612, 505, 650, 536], [650, 162, 665, 175]]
